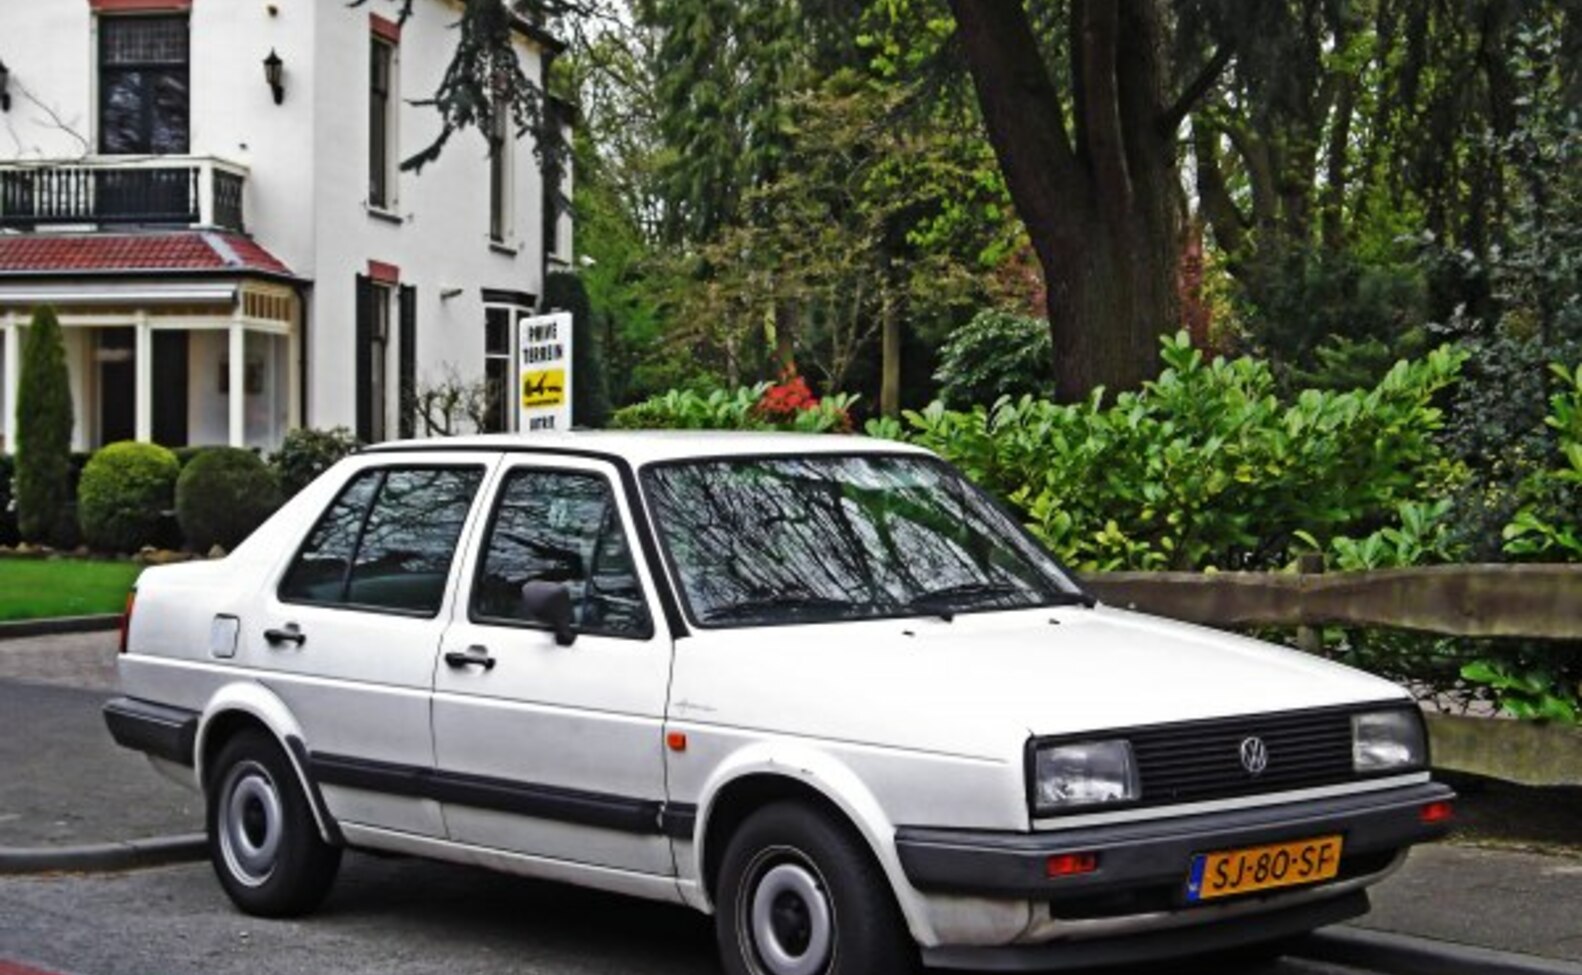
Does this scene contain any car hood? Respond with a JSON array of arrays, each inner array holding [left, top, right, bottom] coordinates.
[[669, 605, 1410, 760]]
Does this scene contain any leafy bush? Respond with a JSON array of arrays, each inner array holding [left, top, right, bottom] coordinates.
[[15, 306, 75, 546], [544, 270, 612, 428], [177, 448, 282, 552], [611, 377, 858, 433], [77, 442, 180, 553], [269, 427, 359, 498], [933, 310, 1053, 407], [875, 332, 1468, 571], [1502, 362, 1582, 560]]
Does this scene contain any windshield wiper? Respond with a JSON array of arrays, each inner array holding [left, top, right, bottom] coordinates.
[[701, 595, 863, 623], [903, 582, 1093, 621]]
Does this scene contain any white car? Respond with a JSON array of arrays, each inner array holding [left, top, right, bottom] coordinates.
[[105, 432, 1453, 974]]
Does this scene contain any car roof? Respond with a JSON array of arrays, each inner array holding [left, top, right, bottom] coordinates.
[[361, 430, 934, 466]]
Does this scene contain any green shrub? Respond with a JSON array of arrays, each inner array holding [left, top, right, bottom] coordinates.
[[77, 441, 180, 553], [611, 379, 858, 433], [15, 306, 75, 546], [1502, 362, 1582, 561], [544, 271, 612, 428], [875, 332, 1468, 571], [177, 447, 282, 552], [933, 310, 1054, 407], [269, 427, 359, 498]]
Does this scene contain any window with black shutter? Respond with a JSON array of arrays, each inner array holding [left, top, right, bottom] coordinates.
[[99, 16, 190, 155]]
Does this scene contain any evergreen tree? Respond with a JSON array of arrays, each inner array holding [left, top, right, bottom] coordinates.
[[544, 271, 612, 427], [15, 305, 75, 546]]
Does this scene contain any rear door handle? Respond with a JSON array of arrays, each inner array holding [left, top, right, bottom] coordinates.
[[263, 624, 306, 647], [444, 646, 496, 671]]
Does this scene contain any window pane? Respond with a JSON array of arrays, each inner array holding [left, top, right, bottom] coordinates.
[[346, 468, 484, 614], [279, 471, 382, 604], [102, 17, 188, 66], [474, 471, 651, 636], [369, 41, 391, 207]]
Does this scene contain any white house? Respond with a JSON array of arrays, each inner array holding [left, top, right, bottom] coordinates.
[[0, 0, 573, 453]]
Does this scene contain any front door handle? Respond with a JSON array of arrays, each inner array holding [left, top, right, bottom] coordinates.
[[444, 646, 496, 671], [263, 624, 306, 647]]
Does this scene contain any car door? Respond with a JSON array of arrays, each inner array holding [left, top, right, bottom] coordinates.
[[432, 455, 675, 876], [252, 454, 497, 838]]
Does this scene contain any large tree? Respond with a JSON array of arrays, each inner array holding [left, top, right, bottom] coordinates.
[[944, 1, 1231, 400]]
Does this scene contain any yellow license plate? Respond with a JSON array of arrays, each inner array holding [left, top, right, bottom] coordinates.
[[1186, 835, 1343, 902]]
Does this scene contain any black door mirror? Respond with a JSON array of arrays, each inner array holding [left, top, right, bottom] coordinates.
[[521, 581, 576, 646]]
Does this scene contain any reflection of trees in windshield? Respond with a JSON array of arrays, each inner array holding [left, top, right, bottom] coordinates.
[[645, 456, 1076, 625]]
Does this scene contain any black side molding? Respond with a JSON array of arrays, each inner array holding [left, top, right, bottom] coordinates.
[[103, 697, 199, 767], [310, 752, 696, 838]]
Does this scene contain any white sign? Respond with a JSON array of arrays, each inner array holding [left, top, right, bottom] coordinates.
[[517, 311, 573, 433]]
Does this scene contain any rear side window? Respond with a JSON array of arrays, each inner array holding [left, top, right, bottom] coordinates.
[[280, 466, 484, 616], [471, 468, 653, 638]]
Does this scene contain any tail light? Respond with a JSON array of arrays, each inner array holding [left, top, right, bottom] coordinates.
[[118, 590, 136, 655], [1046, 852, 1100, 878], [1420, 800, 1454, 825]]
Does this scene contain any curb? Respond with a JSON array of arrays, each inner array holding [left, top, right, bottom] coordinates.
[[1294, 926, 1582, 975], [0, 616, 121, 641], [0, 833, 206, 876]]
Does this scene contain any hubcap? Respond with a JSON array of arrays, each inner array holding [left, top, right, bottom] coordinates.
[[748, 860, 833, 975], [217, 760, 283, 887]]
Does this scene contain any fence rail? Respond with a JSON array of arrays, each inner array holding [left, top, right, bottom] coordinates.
[[1079, 564, 1582, 641]]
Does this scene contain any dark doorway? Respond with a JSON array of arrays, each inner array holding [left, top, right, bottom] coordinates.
[[152, 331, 189, 446], [98, 330, 135, 446]]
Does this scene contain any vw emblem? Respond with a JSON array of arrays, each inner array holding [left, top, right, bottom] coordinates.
[[1239, 737, 1269, 775]]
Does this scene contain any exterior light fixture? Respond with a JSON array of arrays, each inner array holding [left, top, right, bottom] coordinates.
[[0, 60, 11, 113], [263, 49, 284, 105]]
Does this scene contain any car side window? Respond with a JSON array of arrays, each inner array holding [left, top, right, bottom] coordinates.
[[280, 466, 484, 616], [472, 469, 653, 638]]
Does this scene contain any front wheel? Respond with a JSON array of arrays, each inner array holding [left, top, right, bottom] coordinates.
[[206, 729, 341, 917], [716, 801, 915, 975]]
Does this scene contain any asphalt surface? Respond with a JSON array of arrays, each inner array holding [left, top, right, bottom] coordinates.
[[0, 855, 1378, 975], [4, 632, 1582, 975]]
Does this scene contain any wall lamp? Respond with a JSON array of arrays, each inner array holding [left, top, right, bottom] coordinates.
[[0, 60, 12, 113], [263, 49, 284, 105]]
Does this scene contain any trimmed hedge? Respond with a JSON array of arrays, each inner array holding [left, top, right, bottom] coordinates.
[[15, 306, 75, 546], [269, 426, 358, 498], [78, 442, 180, 552], [176, 447, 282, 552]]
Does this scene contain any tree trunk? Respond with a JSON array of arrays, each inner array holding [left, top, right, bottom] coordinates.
[[880, 280, 901, 417], [949, 0, 1188, 402]]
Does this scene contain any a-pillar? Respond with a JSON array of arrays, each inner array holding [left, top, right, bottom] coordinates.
[[228, 321, 246, 448]]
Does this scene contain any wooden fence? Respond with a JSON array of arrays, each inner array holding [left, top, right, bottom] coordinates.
[[1079, 563, 1582, 641], [1078, 563, 1582, 786]]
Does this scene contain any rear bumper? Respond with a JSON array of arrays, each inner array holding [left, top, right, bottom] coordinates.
[[103, 696, 199, 767], [895, 781, 1454, 900]]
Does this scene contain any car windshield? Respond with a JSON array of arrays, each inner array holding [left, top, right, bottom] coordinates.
[[642, 453, 1088, 627]]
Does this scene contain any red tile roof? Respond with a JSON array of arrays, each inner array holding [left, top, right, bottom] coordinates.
[[0, 232, 296, 278]]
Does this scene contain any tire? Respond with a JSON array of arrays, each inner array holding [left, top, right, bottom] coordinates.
[[206, 728, 341, 917], [716, 801, 916, 975]]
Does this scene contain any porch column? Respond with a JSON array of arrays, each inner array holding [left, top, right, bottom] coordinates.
[[134, 313, 153, 443], [228, 321, 246, 448], [3, 314, 19, 455]]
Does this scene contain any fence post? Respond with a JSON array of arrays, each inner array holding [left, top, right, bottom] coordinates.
[[1296, 552, 1325, 655]]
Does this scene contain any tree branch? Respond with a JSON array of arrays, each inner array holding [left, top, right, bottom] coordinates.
[[1160, 45, 1232, 134]]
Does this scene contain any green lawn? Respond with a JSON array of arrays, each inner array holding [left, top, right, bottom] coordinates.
[[0, 559, 144, 622]]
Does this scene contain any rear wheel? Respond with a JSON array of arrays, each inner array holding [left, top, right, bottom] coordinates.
[[206, 729, 340, 917], [716, 801, 915, 975]]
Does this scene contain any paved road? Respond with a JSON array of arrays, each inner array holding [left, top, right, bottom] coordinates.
[[0, 855, 1383, 975]]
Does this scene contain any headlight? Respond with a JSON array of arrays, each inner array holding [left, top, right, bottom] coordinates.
[[1352, 708, 1427, 773], [1032, 740, 1139, 814]]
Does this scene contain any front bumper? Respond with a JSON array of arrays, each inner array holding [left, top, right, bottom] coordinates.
[[895, 782, 1453, 900]]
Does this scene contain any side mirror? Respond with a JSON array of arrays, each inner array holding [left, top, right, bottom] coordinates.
[[521, 581, 576, 646]]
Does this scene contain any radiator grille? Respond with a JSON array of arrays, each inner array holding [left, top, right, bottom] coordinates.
[[1130, 707, 1361, 806]]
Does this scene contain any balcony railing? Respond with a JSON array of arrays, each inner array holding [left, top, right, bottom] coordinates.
[[0, 156, 249, 233]]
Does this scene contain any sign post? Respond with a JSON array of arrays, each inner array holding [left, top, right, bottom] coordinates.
[[516, 311, 572, 433]]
